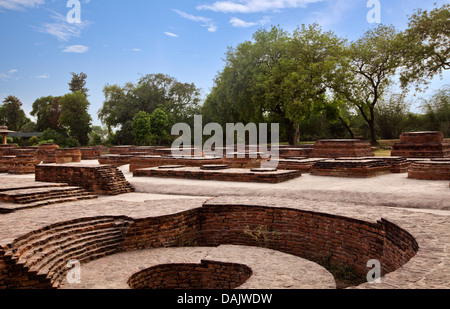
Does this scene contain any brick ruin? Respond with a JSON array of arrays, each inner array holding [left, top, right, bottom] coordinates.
[[408, 159, 450, 181], [309, 139, 375, 158], [35, 164, 134, 195], [0, 145, 103, 174], [0, 200, 419, 289], [392, 132, 450, 158], [133, 165, 302, 183], [128, 261, 252, 289], [310, 158, 392, 178]]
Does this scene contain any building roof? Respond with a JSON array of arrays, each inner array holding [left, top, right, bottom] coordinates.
[[0, 126, 15, 134]]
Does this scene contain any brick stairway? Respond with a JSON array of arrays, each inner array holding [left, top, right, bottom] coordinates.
[[0, 185, 98, 213], [95, 166, 135, 195], [35, 164, 135, 196], [2, 217, 133, 288]]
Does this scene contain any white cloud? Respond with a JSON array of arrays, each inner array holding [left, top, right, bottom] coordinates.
[[125, 48, 142, 52], [0, 0, 44, 10], [173, 9, 218, 32], [164, 32, 179, 38], [229, 16, 271, 28], [197, 0, 323, 13], [0, 69, 18, 80], [38, 11, 90, 41], [33, 74, 50, 79], [63, 45, 89, 53]]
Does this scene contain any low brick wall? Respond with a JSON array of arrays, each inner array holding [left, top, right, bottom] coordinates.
[[392, 132, 450, 158], [98, 154, 134, 167], [130, 156, 223, 173], [311, 159, 391, 178], [35, 164, 134, 195], [133, 166, 302, 184], [275, 158, 327, 173], [408, 161, 450, 180], [128, 260, 252, 289], [310, 140, 375, 158], [55, 149, 81, 164], [78, 148, 101, 160]]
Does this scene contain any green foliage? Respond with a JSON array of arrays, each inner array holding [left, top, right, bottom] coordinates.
[[203, 24, 349, 144], [337, 24, 403, 145], [59, 91, 92, 146], [0, 95, 29, 131], [31, 96, 61, 132], [69, 72, 89, 96], [39, 128, 80, 148], [28, 136, 40, 146], [99, 73, 201, 145], [421, 85, 450, 136], [399, 3, 450, 90], [132, 111, 152, 146]]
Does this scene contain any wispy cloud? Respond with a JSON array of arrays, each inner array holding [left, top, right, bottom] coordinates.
[[63, 45, 89, 53], [229, 16, 271, 28], [37, 11, 90, 41], [32, 74, 50, 79], [197, 0, 323, 13], [173, 9, 217, 32], [0, 69, 18, 81], [124, 48, 142, 52], [0, 0, 44, 11], [164, 31, 179, 38]]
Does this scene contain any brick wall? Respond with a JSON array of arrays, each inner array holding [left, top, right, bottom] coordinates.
[[0, 203, 419, 289], [35, 164, 134, 195], [128, 260, 252, 289]]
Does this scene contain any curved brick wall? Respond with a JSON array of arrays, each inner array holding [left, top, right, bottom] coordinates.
[[0, 204, 419, 289], [128, 260, 252, 289]]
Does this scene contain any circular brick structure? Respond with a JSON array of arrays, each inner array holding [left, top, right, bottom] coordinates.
[[128, 260, 252, 289], [55, 149, 82, 164]]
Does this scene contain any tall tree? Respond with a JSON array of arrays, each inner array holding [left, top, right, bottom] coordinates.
[[59, 91, 92, 146], [31, 96, 62, 132], [338, 25, 402, 145], [99, 74, 201, 144], [0, 95, 28, 131], [69, 72, 89, 96], [203, 24, 349, 144], [131, 111, 152, 146], [399, 3, 450, 90]]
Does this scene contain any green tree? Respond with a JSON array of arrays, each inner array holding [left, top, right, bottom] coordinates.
[[59, 91, 92, 146], [0, 95, 29, 131], [399, 3, 450, 90], [132, 111, 152, 146], [203, 24, 349, 144], [99, 74, 201, 144], [421, 85, 450, 136], [69, 72, 89, 96], [149, 108, 170, 145], [338, 25, 403, 145], [31, 96, 62, 132]]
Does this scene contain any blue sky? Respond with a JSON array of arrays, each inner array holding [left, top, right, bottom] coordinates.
[[0, 0, 449, 126]]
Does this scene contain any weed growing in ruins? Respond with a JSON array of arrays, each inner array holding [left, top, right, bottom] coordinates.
[[243, 225, 281, 248]]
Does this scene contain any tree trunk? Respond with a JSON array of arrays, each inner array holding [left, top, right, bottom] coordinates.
[[285, 118, 294, 146], [294, 123, 300, 145]]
